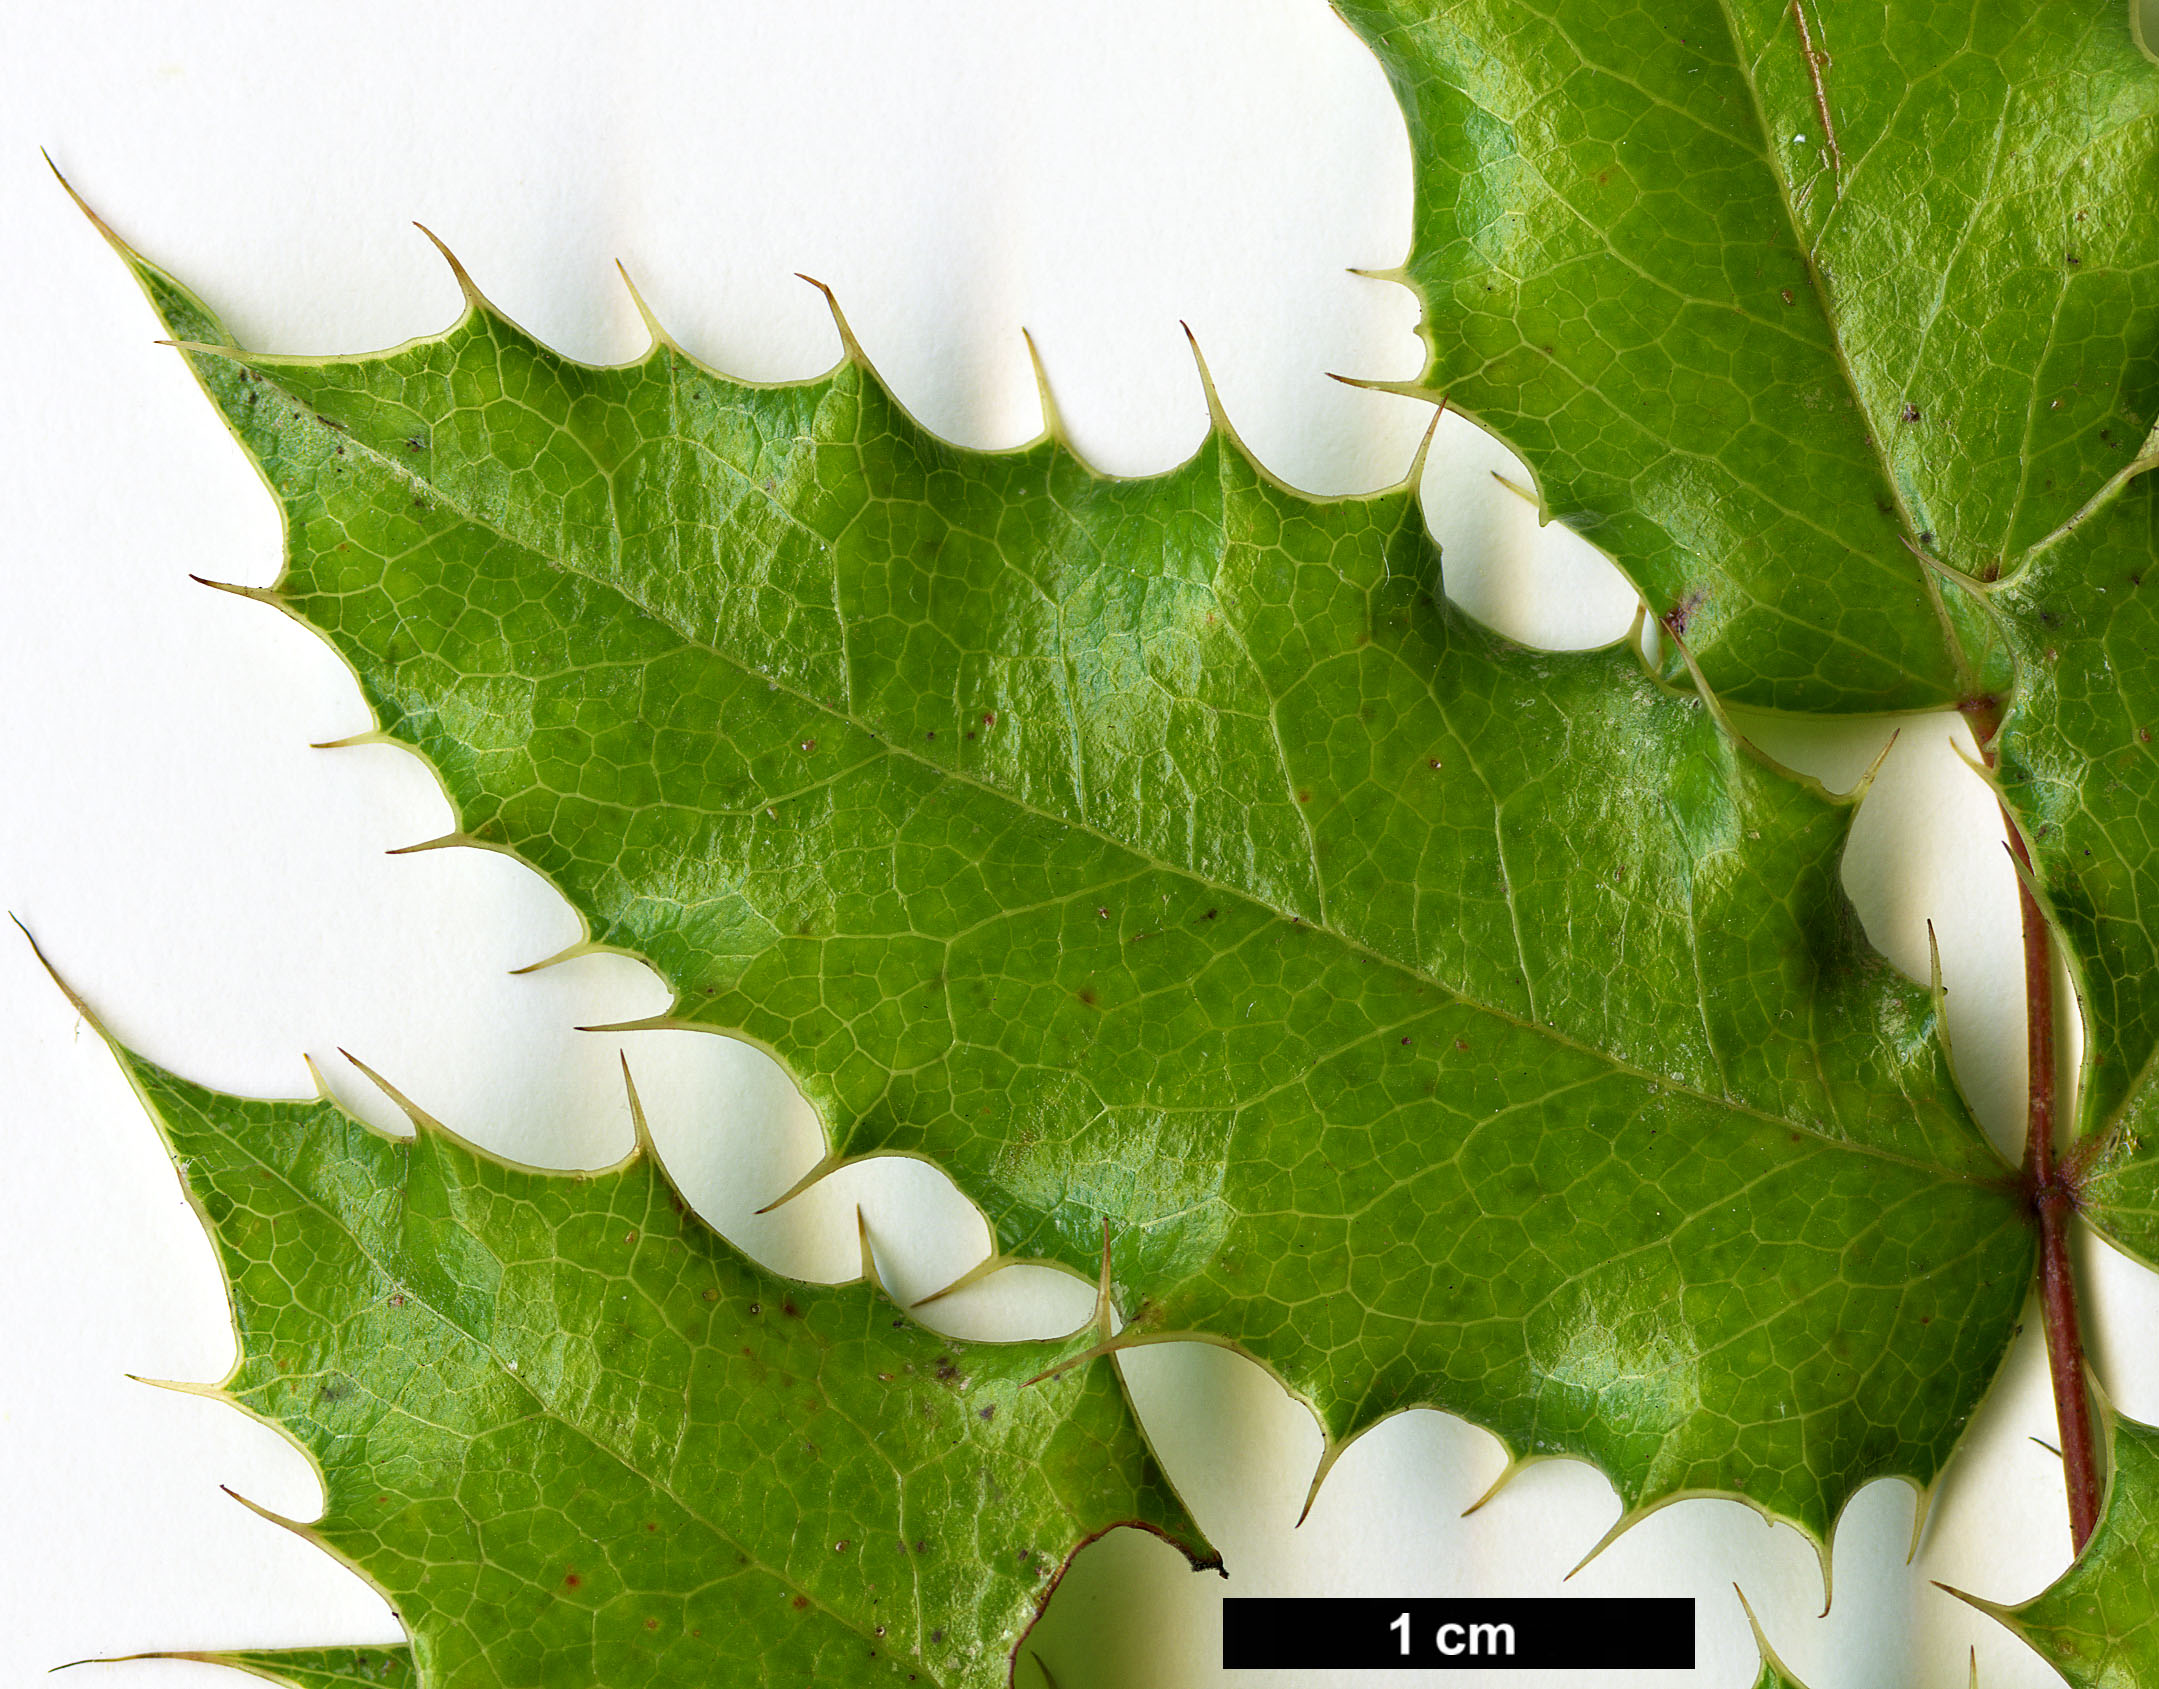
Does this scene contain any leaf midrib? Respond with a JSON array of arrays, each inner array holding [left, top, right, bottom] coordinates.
[[1703, 0, 1961, 582], [231, 347, 2000, 1188]]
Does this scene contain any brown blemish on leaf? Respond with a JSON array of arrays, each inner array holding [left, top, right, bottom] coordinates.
[[1789, 0, 1844, 179], [1662, 588, 1706, 636]]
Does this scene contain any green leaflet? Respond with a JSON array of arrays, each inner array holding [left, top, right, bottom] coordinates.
[[108, 225, 2036, 1553], [1298, 0, 2159, 1563], [1958, 1407, 2159, 1687], [1336, 0, 2159, 713], [93, 1023, 1209, 1689]]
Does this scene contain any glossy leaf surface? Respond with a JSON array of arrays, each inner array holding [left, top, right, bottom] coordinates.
[[1336, 0, 2159, 713], [103, 1031, 1206, 1689], [113, 228, 2036, 1556]]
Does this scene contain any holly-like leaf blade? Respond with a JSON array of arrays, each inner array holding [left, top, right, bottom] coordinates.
[[1334, 0, 2159, 713], [84, 1023, 1211, 1689], [97, 219, 2038, 1561]]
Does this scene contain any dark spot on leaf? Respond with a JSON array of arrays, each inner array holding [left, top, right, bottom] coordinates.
[[793, 1595, 811, 1611], [1078, 988, 1097, 1007], [979, 1404, 995, 1420], [703, 1287, 719, 1301], [800, 738, 816, 753], [1296, 789, 1313, 803], [782, 1298, 801, 1317], [1780, 288, 1794, 305], [1900, 402, 1921, 423], [565, 1572, 581, 1588]]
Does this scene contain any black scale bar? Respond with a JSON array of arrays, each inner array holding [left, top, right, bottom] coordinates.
[[1223, 1597, 1695, 1670]]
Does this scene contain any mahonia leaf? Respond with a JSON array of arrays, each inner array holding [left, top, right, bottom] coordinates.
[[1954, 1406, 2159, 1687], [89, 205, 2037, 1561], [76, 1005, 1211, 1687], [1334, 0, 2159, 712]]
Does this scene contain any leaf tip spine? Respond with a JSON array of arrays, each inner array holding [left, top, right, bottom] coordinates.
[[187, 574, 282, 606], [854, 1205, 883, 1292], [618, 1051, 659, 1164], [411, 222, 484, 312], [384, 830, 477, 857], [43, 152, 145, 269], [9, 914, 108, 1040], [1019, 326, 1067, 449], [910, 1250, 1004, 1309], [752, 1149, 843, 1216], [613, 258, 678, 356], [336, 1047, 446, 1137], [216, 1481, 317, 1542], [795, 272, 870, 370]]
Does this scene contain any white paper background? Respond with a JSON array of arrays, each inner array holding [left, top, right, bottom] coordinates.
[[5, 5, 2159, 1686]]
